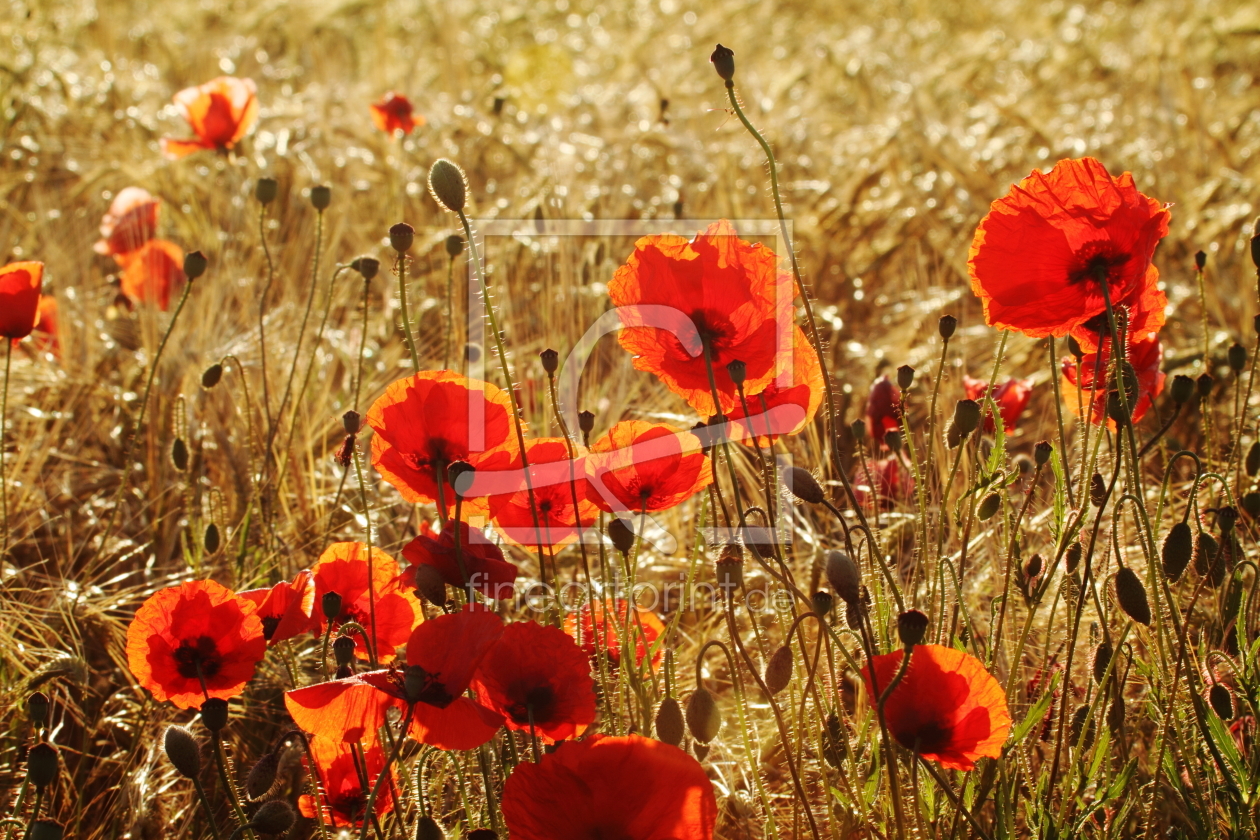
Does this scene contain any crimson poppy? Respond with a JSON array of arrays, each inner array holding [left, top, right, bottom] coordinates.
[[0, 261, 44, 340], [721, 325, 824, 448], [1062, 336, 1164, 427], [285, 607, 505, 751], [969, 157, 1171, 338], [367, 371, 520, 518], [162, 76, 259, 159], [311, 542, 422, 662], [585, 421, 712, 514], [125, 579, 266, 710], [500, 734, 717, 840], [401, 520, 518, 600], [239, 569, 318, 645], [863, 643, 1011, 771], [609, 220, 794, 417], [118, 240, 185, 311], [962, 376, 1034, 434], [865, 375, 902, 446], [94, 187, 160, 258], [854, 455, 914, 512], [563, 598, 666, 670], [370, 92, 423, 136], [484, 438, 598, 551], [472, 621, 596, 743], [1067, 263, 1167, 354], [298, 737, 395, 827]]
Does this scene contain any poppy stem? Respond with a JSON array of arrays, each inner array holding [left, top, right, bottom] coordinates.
[[356, 703, 414, 840], [269, 206, 325, 467], [1048, 337, 1077, 507], [527, 706, 541, 763], [445, 252, 456, 372], [989, 461, 1045, 667], [394, 252, 421, 373], [918, 758, 994, 840], [256, 204, 275, 433], [211, 736, 255, 840], [350, 444, 380, 668], [191, 775, 225, 840], [1, 340, 10, 557]]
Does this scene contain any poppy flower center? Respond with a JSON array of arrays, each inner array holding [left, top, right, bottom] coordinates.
[[505, 684, 556, 725], [1067, 244, 1131, 288], [401, 446, 458, 477], [261, 615, 281, 641], [173, 636, 223, 679], [688, 309, 735, 349], [402, 665, 457, 708], [899, 719, 954, 755]]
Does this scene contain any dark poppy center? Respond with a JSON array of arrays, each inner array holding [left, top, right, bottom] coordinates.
[[261, 615, 281, 641], [1067, 245, 1131, 288], [507, 684, 557, 724], [403, 664, 457, 708], [900, 719, 954, 755], [173, 636, 223, 680], [401, 445, 457, 476], [689, 309, 735, 349]]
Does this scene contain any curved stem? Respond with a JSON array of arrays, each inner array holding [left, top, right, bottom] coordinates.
[[257, 205, 275, 431], [395, 253, 421, 372], [1, 341, 11, 556]]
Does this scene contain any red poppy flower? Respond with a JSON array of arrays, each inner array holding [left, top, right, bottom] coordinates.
[[367, 371, 521, 518], [609, 220, 795, 416], [401, 520, 519, 600], [311, 542, 422, 662], [369, 92, 423, 136], [162, 76, 259, 159], [1062, 337, 1164, 428], [585, 421, 712, 514], [865, 375, 902, 446], [855, 456, 914, 511], [125, 579, 266, 710], [94, 187, 160, 258], [721, 325, 824, 448], [285, 607, 505, 751], [0, 261, 44, 340], [862, 643, 1012, 771], [239, 570, 318, 645], [1068, 264, 1167, 354], [563, 598, 666, 670], [969, 157, 1171, 338], [118, 239, 185, 311], [27, 295, 59, 356], [472, 621, 596, 743], [298, 737, 395, 827], [483, 438, 598, 551], [962, 376, 1034, 434], [501, 734, 717, 840]]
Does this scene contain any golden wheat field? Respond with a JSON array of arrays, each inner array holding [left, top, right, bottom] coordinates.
[[4, 0, 1260, 838]]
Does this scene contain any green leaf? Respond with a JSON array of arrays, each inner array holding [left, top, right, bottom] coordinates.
[[1009, 671, 1060, 748]]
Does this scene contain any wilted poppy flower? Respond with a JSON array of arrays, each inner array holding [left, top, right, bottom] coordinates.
[[298, 737, 394, 827], [94, 187, 160, 258], [855, 456, 914, 511], [370, 92, 423, 136], [0, 261, 44, 340], [472, 620, 596, 743], [401, 520, 518, 600], [585, 421, 712, 514], [563, 598, 666, 670], [484, 438, 598, 551], [1062, 337, 1164, 427], [285, 607, 505, 751], [962, 376, 1034, 434], [118, 239, 185, 311], [312, 542, 422, 662], [27, 295, 59, 356], [367, 370, 520, 518], [239, 570, 318, 645], [969, 157, 1171, 338], [863, 643, 1011, 771], [865, 375, 902, 446], [722, 325, 824, 448], [501, 734, 717, 840], [162, 76, 259, 159], [609, 220, 794, 416], [125, 579, 266, 709]]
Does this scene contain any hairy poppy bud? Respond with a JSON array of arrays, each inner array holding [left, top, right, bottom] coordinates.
[[884, 429, 903, 453], [1105, 391, 1130, 427], [826, 550, 861, 606], [1064, 542, 1082, 575], [1229, 342, 1248, 374], [1242, 491, 1260, 519], [255, 177, 278, 205], [938, 314, 957, 339], [27, 742, 58, 787], [447, 460, 475, 498], [686, 687, 721, 743], [183, 250, 208, 281], [310, 184, 331, 211], [1092, 641, 1112, 684], [246, 750, 280, 800], [342, 410, 361, 435], [1247, 442, 1260, 477], [977, 492, 1001, 522], [1115, 567, 1151, 625], [1024, 553, 1044, 581], [897, 609, 929, 649], [716, 543, 745, 592], [844, 599, 863, 631], [28, 822, 63, 840], [390, 223, 415, 253], [27, 691, 49, 727], [202, 363, 223, 389], [204, 522, 221, 555], [1034, 440, 1053, 466], [416, 816, 446, 840], [428, 159, 467, 213], [200, 698, 229, 733], [352, 256, 380, 281], [710, 44, 735, 82], [540, 348, 559, 374], [249, 799, 296, 835], [726, 359, 746, 387], [764, 646, 793, 695], [821, 713, 844, 768], [784, 466, 824, 505], [171, 438, 189, 472], [1197, 373, 1214, 399], [850, 418, 867, 443], [578, 410, 595, 435], [322, 591, 343, 622], [1195, 250, 1207, 270], [412, 564, 447, 607], [608, 517, 635, 555], [1196, 532, 1222, 585], [333, 635, 357, 667], [811, 590, 834, 618], [655, 697, 685, 746], [1170, 374, 1195, 405], [896, 364, 915, 390], [951, 399, 982, 440], [445, 235, 465, 258], [1089, 473, 1107, 507], [1209, 683, 1234, 720]]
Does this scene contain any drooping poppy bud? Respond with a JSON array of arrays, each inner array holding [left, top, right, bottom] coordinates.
[[1115, 567, 1151, 626], [255, 177, 278, 205], [1064, 542, 1082, 575], [249, 800, 296, 835], [1091, 641, 1112, 684], [26, 743, 59, 788], [710, 44, 735, 82], [1209, 683, 1234, 720], [1170, 374, 1195, 405], [412, 563, 448, 607], [1089, 473, 1107, 507], [202, 363, 224, 388], [1107, 695, 1125, 734], [416, 817, 446, 840], [27, 822, 63, 840], [428, 159, 468, 213], [686, 687, 721, 743], [1251, 216, 1260, 270], [655, 697, 685, 746], [977, 492, 1001, 522], [784, 466, 824, 505], [171, 438, 189, 472], [764, 646, 793, 696], [1242, 492, 1260, 519], [390, 223, 415, 253], [947, 399, 981, 447], [204, 522, 221, 555], [200, 698, 229, 733], [163, 725, 201, 779], [897, 609, 929, 649], [938, 314, 957, 339], [825, 550, 861, 606], [1247, 442, 1260, 477], [1024, 553, 1044, 580], [246, 749, 280, 800], [183, 251, 208, 281], [310, 185, 332, 211]]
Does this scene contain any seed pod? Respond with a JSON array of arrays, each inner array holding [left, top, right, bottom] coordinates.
[[416, 816, 445, 840], [655, 697, 684, 746], [1092, 641, 1113, 684], [821, 712, 844, 768], [1170, 374, 1195, 405], [1195, 250, 1207, 270], [183, 250, 208, 280], [578, 410, 595, 435], [1064, 542, 1082, 575], [1247, 442, 1260, 477], [28, 821, 63, 840], [607, 518, 635, 555], [1197, 373, 1214, 399], [246, 750, 280, 800], [726, 359, 746, 387], [412, 564, 447, 606], [884, 429, 903, 453], [389, 222, 415, 253], [1242, 492, 1260, 519], [310, 184, 331, 211], [1034, 441, 1053, 466], [202, 363, 223, 388], [249, 799, 296, 835], [540, 348, 559, 374], [1070, 703, 1095, 751], [445, 235, 465, 258], [428, 159, 467, 213], [951, 399, 982, 439], [255, 177, 278, 205], [1107, 695, 1125, 733], [849, 418, 867, 444], [710, 44, 735, 81], [1229, 342, 1248, 374], [333, 635, 357, 667], [1219, 506, 1239, 535], [716, 544, 744, 592], [170, 438, 189, 471], [825, 550, 861, 606], [896, 365, 915, 390], [811, 590, 834, 618], [27, 691, 49, 727], [163, 725, 201, 779], [352, 256, 380, 281], [1209, 683, 1234, 720], [938, 314, 957, 339], [204, 522, 221, 555], [322, 591, 343, 622], [686, 688, 721, 743], [1115, 567, 1151, 626], [784, 466, 825, 505], [1089, 473, 1107, 507], [977, 492, 1001, 522], [1161, 521, 1194, 581], [200, 698, 229, 733], [765, 646, 793, 696], [1251, 216, 1260, 270], [342, 410, 361, 435], [26, 742, 58, 788], [447, 460, 475, 498], [897, 609, 929, 649]]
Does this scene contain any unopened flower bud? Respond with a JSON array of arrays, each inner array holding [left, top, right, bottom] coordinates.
[[428, 159, 468, 213], [27, 692, 49, 727], [1065, 542, 1083, 575], [764, 646, 793, 695], [608, 517, 635, 555], [1092, 641, 1112, 684], [897, 609, 929, 648], [1210, 683, 1234, 720], [204, 522, 221, 555], [977, 492, 1001, 522], [1089, 473, 1107, 507], [255, 178, 278, 205], [540, 348, 559, 374], [352, 256, 380, 281], [246, 750, 281, 800], [1195, 250, 1207, 270], [310, 184, 331, 211], [200, 698, 229, 733], [322, 591, 343, 622], [333, 635, 357, 667], [1115, 566, 1151, 626], [1251, 217, 1260, 270], [342, 410, 361, 435], [202, 363, 223, 389], [28, 821, 63, 840], [1024, 553, 1044, 580], [896, 365, 914, 390], [445, 235, 465, 258], [826, 549, 861, 606], [655, 697, 684, 746], [710, 44, 735, 82], [884, 429, 903, 453], [578, 410, 595, 434], [249, 799, 296, 835], [686, 687, 721, 743], [784, 466, 824, 505], [26, 742, 58, 787], [1170, 374, 1195, 405], [416, 816, 446, 840], [1229, 343, 1248, 374], [1197, 373, 1214, 399], [850, 418, 866, 444], [183, 251, 208, 281], [1243, 491, 1260, 519], [1034, 440, 1053, 466], [716, 544, 744, 591], [948, 399, 982, 447], [171, 438, 189, 472], [1247, 442, 1260, 477], [938, 314, 957, 339], [390, 223, 415, 253]]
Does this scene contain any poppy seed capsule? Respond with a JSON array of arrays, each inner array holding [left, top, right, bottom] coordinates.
[[710, 44, 735, 82], [445, 234, 465, 258], [607, 517, 635, 554], [765, 646, 793, 696], [333, 635, 357, 667], [353, 256, 380, 281], [200, 698, 229, 733], [202, 363, 223, 388], [310, 184, 331, 211], [1092, 641, 1113, 684], [249, 799, 296, 835], [416, 816, 446, 840], [896, 365, 915, 390], [26, 742, 58, 787], [342, 410, 361, 435], [27, 691, 49, 726], [28, 822, 63, 840], [255, 177, 278, 205], [726, 359, 746, 387], [171, 438, 189, 472], [1209, 683, 1234, 720], [811, 590, 834, 618], [1034, 440, 1053, 466], [938, 314, 957, 339], [245, 750, 280, 800], [716, 544, 744, 591], [183, 250, 208, 281], [977, 492, 1001, 522], [428, 158, 467, 213], [1254, 313, 1260, 337], [321, 591, 343, 622], [1195, 250, 1207, 270], [1115, 567, 1152, 626], [1229, 342, 1248, 373], [578, 410, 595, 435], [1170, 374, 1195, 405], [655, 697, 685, 746], [686, 687, 721, 743], [950, 399, 982, 441], [825, 550, 861, 606], [884, 429, 903, 453], [1197, 373, 1214, 399], [1219, 506, 1240, 535], [389, 223, 415, 253], [897, 609, 929, 649], [849, 418, 866, 443], [784, 466, 825, 505], [540, 348, 559, 374], [204, 522, 221, 555]]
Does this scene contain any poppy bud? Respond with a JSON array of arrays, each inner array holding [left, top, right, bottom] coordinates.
[[578, 410, 595, 434], [1251, 217, 1260, 270], [849, 418, 866, 444], [655, 697, 685, 746], [26, 742, 58, 788], [951, 399, 982, 440], [608, 517, 635, 555], [310, 184, 332, 211], [1064, 542, 1082, 575], [27, 691, 49, 727], [1254, 313, 1260, 337], [1024, 553, 1043, 581], [716, 543, 745, 591], [412, 564, 448, 606], [249, 799, 296, 835], [390, 223, 415, 253], [353, 256, 380, 281], [938, 314, 957, 339], [1209, 683, 1234, 720], [1197, 373, 1214, 399], [1170, 374, 1195, 405], [163, 725, 202, 779], [1218, 505, 1239, 535], [811, 590, 834, 618], [28, 822, 63, 840], [1242, 491, 1260, 519], [1194, 249, 1207, 270], [342, 410, 361, 435], [446, 461, 475, 498], [1115, 567, 1151, 626], [322, 591, 343, 622], [710, 44, 735, 82], [246, 750, 280, 800], [204, 522, 221, 555], [445, 235, 465, 258], [333, 635, 357, 667], [200, 698, 229, 733], [416, 817, 446, 840], [1092, 641, 1112, 684], [428, 159, 468, 213], [1089, 473, 1107, 508], [255, 177, 278, 205], [1229, 342, 1248, 374], [202, 363, 223, 389], [821, 713, 844, 768], [1247, 442, 1260, 477], [826, 550, 861, 606], [884, 429, 903, 453], [686, 687, 721, 743], [540, 348, 559, 374], [977, 492, 1001, 522], [897, 609, 929, 649], [183, 251, 208, 281], [764, 646, 793, 696], [1196, 531, 1222, 584], [1104, 391, 1129, 427], [1070, 704, 1095, 750], [726, 359, 746, 387], [1106, 695, 1125, 734], [1034, 440, 1052, 466], [171, 438, 189, 472], [784, 466, 824, 505]]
